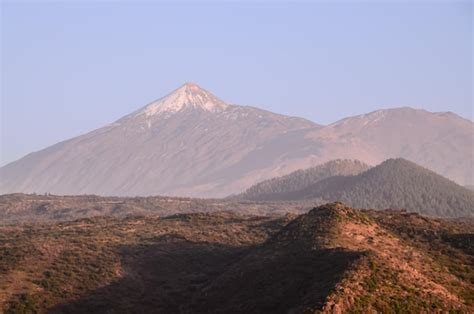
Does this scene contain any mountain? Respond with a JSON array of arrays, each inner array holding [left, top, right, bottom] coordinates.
[[304, 107, 474, 187], [1, 83, 472, 197], [3, 203, 471, 312], [0, 83, 318, 197], [268, 158, 474, 218], [233, 159, 370, 201]]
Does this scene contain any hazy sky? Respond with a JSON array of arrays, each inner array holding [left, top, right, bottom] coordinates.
[[1, 1, 472, 166]]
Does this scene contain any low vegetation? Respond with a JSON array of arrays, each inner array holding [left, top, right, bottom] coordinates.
[[0, 193, 315, 224], [0, 203, 472, 313]]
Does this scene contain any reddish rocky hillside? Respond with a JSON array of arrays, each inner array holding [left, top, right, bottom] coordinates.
[[0, 203, 472, 313]]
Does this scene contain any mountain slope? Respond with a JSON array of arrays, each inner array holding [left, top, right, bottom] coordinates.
[[188, 203, 473, 313], [0, 83, 318, 197], [2, 203, 472, 313], [305, 107, 474, 186], [1, 83, 472, 197], [281, 159, 474, 217], [233, 159, 370, 201]]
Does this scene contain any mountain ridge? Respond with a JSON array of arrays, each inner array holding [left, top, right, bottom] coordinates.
[[1, 83, 472, 197]]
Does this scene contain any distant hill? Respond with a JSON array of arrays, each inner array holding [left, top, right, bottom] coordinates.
[[233, 159, 370, 201], [1, 203, 472, 312], [244, 159, 474, 218]]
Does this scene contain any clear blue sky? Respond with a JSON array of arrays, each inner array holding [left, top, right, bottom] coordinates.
[[1, 1, 472, 166]]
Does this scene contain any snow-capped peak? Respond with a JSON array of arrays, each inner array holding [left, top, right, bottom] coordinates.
[[140, 83, 229, 117]]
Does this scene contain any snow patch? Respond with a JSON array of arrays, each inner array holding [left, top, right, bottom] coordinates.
[[138, 83, 228, 118]]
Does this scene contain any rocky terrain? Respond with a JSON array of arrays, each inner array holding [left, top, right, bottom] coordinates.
[[0, 203, 472, 313]]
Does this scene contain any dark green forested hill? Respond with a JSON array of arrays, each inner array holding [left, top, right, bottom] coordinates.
[[283, 158, 474, 218], [233, 159, 370, 201]]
